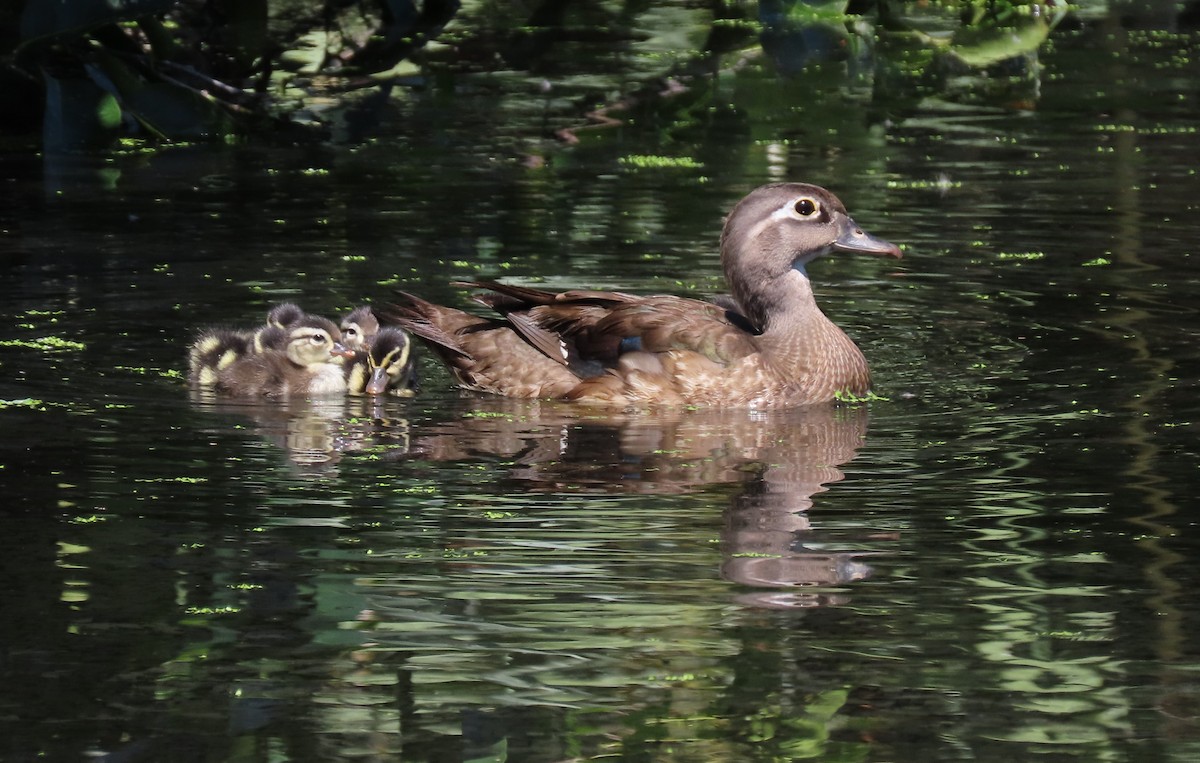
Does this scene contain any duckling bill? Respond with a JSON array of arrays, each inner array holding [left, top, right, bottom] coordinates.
[[376, 182, 901, 408]]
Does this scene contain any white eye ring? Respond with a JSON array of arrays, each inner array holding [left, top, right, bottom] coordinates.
[[793, 198, 818, 217]]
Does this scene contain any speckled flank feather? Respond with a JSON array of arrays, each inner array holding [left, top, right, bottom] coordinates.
[[377, 183, 900, 408]]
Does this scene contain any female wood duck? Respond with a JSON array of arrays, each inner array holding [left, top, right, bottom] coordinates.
[[340, 305, 380, 351], [191, 315, 356, 398], [345, 327, 418, 397], [375, 183, 901, 408]]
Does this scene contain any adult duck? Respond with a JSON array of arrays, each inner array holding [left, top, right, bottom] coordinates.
[[376, 183, 901, 408]]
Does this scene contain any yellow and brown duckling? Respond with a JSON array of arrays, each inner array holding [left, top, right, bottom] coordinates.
[[375, 182, 901, 408], [339, 305, 380, 352], [187, 302, 306, 384], [345, 327, 418, 397], [187, 328, 255, 387], [190, 314, 356, 398]]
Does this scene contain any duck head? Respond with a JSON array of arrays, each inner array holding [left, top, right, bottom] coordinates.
[[721, 183, 901, 331]]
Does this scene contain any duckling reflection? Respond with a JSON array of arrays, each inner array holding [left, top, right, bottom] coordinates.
[[188, 391, 413, 476], [394, 399, 878, 606]]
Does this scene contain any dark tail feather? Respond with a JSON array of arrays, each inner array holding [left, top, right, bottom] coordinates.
[[376, 292, 473, 359], [452, 280, 561, 308]]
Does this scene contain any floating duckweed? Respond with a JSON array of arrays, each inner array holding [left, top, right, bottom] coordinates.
[[619, 154, 703, 170], [342, 254, 367, 262], [0, 336, 86, 352], [0, 398, 48, 410], [186, 606, 240, 615], [885, 178, 962, 190], [115, 365, 184, 380], [69, 514, 108, 524], [997, 251, 1045, 261], [1081, 258, 1111, 267], [834, 390, 890, 404], [300, 167, 330, 176]]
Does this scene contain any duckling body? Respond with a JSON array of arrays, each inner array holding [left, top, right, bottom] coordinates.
[[346, 327, 418, 397], [188, 303, 319, 387], [377, 183, 900, 408]]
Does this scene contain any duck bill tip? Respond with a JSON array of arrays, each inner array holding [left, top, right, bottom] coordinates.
[[834, 225, 902, 259], [365, 368, 390, 395]]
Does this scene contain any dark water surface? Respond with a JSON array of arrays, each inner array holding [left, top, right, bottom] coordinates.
[[4, 9, 1200, 762]]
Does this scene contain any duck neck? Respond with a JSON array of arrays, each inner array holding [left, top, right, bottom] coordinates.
[[746, 267, 868, 387], [737, 266, 822, 338]]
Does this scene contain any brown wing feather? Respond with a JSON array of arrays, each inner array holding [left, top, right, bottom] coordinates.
[[378, 291, 582, 397], [380, 284, 766, 402]]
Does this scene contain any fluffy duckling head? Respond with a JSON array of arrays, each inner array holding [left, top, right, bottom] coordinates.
[[367, 327, 417, 395], [347, 327, 417, 396], [266, 302, 306, 329], [284, 316, 356, 367], [340, 305, 380, 351]]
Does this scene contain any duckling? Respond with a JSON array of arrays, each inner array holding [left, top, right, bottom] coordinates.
[[346, 327, 418, 397], [339, 305, 380, 352], [213, 316, 356, 398], [190, 305, 342, 388], [188, 328, 254, 387]]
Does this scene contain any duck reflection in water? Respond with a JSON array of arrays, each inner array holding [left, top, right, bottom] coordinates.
[[188, 391, 411, 477], [393, 398, 879, 608]]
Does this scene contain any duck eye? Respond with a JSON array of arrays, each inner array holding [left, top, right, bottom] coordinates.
[[311, 334, 325, 344], [794, 198, 817, 216]]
